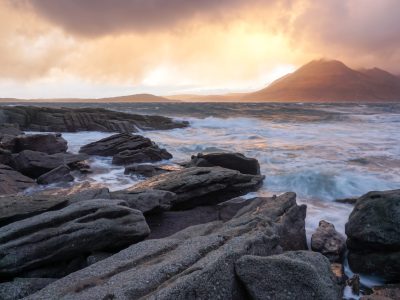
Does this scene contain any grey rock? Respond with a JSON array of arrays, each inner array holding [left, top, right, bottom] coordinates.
[[86, 252, 112, 266], [0, 148, 13, 165], [0, 199, 150, 277], [0, 163, 36, 195], [361, 284, 400, 300], [186, 152, 261, 175], [12, 150, 89, 178], [235, 251, 342, 300], [124, 163, 182, 177], [127, 166, 265, 210], [0, 106, 188, 133], [0, 123, 23, 136], [36, 165, 74, 185], [345, 189, 400, 282], [311, 220, 346, 263], [5, 134, 68, 154], [112, 146, 172, 165], [0, 278, 56, 300], [110, 189, 175, 214], [26, 192, 307, 300], [216, 196, 254, 222]]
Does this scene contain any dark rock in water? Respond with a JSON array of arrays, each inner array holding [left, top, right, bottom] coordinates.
[[12, 150, 89, 178], [25, 193, 307, 300], [186, 152, 261, 175], [110, 189, 176, 214], [0, 123, 23, 136], [361, 283, 400, 300], [124, 163, 182, 177], [0, 199, 150, 278], [36, 165, 74, 185], [0, 106, 188, 132], [346, 189, 400, 282], [335, 197, 358, 204], [112, 146, 172, 165], [79, 133, 173, 165], [127, 166, 265, 210], [0, 278, 56, 300], [0, 164, 36, 195], [5, 134, 68, 154], [311, 220, 346, 263], [235, 251, 342, 300]]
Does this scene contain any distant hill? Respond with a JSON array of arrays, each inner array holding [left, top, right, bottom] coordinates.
[[0, 93, 177, 103], [166, 93, 246, 102], [242, 60, 400, 102]]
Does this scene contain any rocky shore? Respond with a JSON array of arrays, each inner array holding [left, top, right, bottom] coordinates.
[[0, 107, 399, 299]]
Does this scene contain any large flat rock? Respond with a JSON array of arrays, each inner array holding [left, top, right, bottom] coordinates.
[[0, 199, 150, 277], [26, 193, 307, 299], [0, 106, 188, 133], [127, 166, 265, 209]]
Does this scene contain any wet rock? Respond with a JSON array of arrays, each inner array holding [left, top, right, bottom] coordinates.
[[361, 284, 400, 300], [347, 274, 360, 296], [0, 106, 188, 133], [127, 166, 265, 210], [26, 193, 307, 300], [5, 133, 68, 154], [0, 278, 56, 300], [0, 199, 150, 278], [311, 220, 346, 263], [235, 251, 342, 300], [346, 189, 400, 282], [186, 152, 261, 175], [331, 263, 346, 285], [112, 146, 172, 165], [36, 165, 74, 185], [110, 189, 176, 214], [0, 164, 36, 195], [12, 150, 89, 178], [124, 163, 181, 177], [335, 197, 358, 205]]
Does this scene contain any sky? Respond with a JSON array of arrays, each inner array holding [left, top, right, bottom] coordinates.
[[1, 0, 400, 99]]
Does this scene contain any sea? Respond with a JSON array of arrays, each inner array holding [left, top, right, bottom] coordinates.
[[10, 102, 400, 293]]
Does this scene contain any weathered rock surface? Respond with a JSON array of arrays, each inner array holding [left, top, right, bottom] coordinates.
[[36, 165, 74, 185], [0, 106, 188, 133], [346, 189, 400, 282], [79, 133, 173, 165], [0, 199, 150, 277], [124, 163, 182, 177], [311, 220, 346, 263], [186, 152, 261, 175], [12, 150, 88, 178], [110, 189, 176, 214], [361, 284, 400, 300], [0, 278, 56, 300], [0, 163, 36, 195], [235, 251, 342, 300], [216, 196, 254, 222], [127, 166, 265, 209], [4, 134, 68, 154], [26, 193, 307, 300], [0, 123, 23, 136]]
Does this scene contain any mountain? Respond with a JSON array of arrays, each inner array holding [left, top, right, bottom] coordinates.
[[166, 93, 246, 102], [0, 93, 177, 103], [242, 60, 400, 102]]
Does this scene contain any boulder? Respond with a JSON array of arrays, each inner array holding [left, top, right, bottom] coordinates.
[[0, 106, 188, 133], [235, 251, 342, 300], [0, 199, 150, 277], [311, 220, 346, 263], [36, 165, 74, 185], [5, 134, 68, 154], [112, 146, 172, 165], [0, 278, 56, 300], [12, 150, 89, 178], [127, 166, 265, 210], [345, 189, 400, 282], [25, 193, 307, 300], [0, 164, 36, 195], [186, 152, 261, 175]]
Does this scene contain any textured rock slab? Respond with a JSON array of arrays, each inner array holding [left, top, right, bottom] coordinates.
[[186, 152, 261, 175], [311, 220, 346, 263], [0, 199, 150, 277], [112, 146, 172, 165], [124, 163, 182, 177], [26, 193, 307, 300], [36, 165, 74, 185], [12, 150, 89, 178], [235, 251, 342, 300], [0, 163, 36, 195], [5, 134, 68, 154], [0, 106, 188, 133], [345, 189, 400, 281], [127, 166, 265, 209], [0, 278, 56, 300]]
